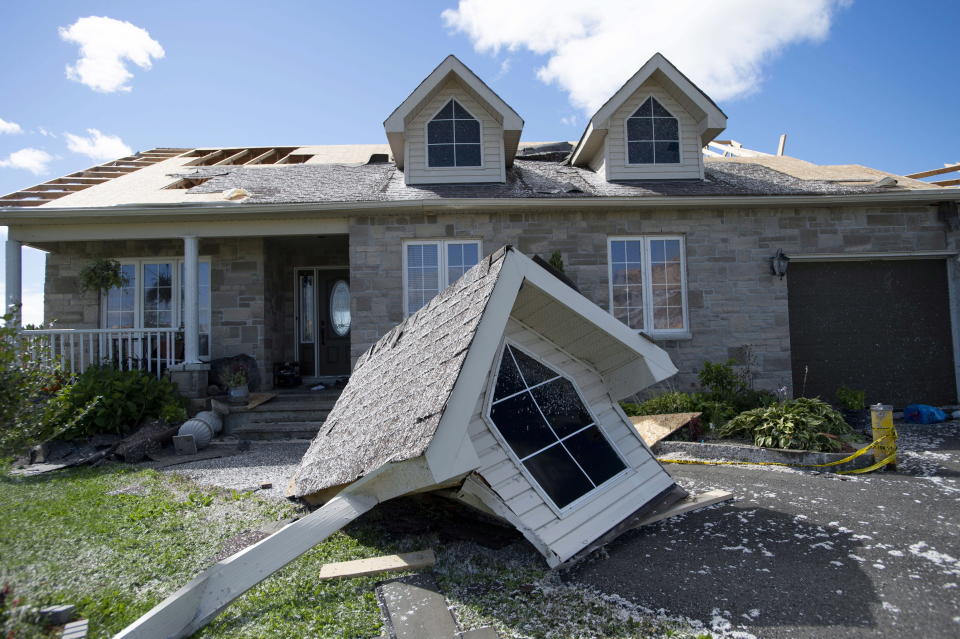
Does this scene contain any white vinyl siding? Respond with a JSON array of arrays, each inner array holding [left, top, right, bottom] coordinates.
[[403, 239, 481, 315], [103, 257, 213, 359], [469, 319, 675, 564], [405, 76, 505, 184], [485, 341, 629, 514], [608, 236, 689, 337], [605, 79, 703, 180]]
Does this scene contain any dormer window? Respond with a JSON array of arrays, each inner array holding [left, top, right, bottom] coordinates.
[[626, 97, 680, 165], [427, 99, 482, 168]]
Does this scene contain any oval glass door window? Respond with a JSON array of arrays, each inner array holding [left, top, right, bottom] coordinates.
[[329, 280, 351, 336]]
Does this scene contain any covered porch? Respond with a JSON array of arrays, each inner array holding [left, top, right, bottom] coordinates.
[[5, 215, 353, 395]]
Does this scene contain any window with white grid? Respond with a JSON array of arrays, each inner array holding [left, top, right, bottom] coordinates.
[[609, 236, 688, 335]]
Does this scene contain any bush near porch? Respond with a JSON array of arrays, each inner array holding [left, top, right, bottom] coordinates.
[[48, 365, 187, 439], [2, 308, 189, 461]]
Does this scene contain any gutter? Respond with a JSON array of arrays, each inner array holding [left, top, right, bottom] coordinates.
[[1, 189, 958, 225]]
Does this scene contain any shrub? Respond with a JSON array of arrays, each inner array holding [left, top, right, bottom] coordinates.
[[50, 365, 187, 438], [718, 397, 852, 452], [697, 359, 777, 413], [0, 310, 94, 458], [836, 386, 866, 411], [621, 391, 699, 416], [621, 359, 776, 429]]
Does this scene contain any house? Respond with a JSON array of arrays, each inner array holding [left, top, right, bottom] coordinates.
[[112, 245, 686, 639], [2, 53, 959, 408]]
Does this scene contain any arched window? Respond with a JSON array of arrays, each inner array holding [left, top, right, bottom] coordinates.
[[486, 343, 627, 511], [427, 99, 482, 168], [626, 97, 679, 165]]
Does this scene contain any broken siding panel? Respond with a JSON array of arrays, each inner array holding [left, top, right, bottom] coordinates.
[[405, 77, 505, 184], [549, 472, 675, 562], [534, 458, 663, 545], [605, 79, 703, 181]]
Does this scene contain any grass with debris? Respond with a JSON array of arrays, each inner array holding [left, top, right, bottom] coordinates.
[[2, 465, 716, 638]]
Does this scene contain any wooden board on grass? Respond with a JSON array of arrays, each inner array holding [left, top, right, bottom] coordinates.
[[319, 549, 436, 580]]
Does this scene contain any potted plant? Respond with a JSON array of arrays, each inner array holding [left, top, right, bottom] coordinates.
[[221, 363, 250, 405], [836, 386, 869, 432]]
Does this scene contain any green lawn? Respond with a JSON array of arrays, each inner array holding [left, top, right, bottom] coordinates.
[[1, 464, 712, 638]]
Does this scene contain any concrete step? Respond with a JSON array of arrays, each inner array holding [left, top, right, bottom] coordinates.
[[225, 408, 332, 431], [231, 421, 326, 440]]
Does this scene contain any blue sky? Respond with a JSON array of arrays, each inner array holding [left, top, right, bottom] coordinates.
[[1, 1, 958, 324]]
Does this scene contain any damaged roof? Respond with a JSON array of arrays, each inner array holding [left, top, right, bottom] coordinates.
[[174, 157, 901, 205], [0, 142, 950, 211], [289, 247, 507, 497]]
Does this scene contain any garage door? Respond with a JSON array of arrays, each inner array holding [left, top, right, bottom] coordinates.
[[788, 259, 956, 407]]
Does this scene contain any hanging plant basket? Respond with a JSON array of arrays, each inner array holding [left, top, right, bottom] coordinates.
[[79, 259, 128, 294]]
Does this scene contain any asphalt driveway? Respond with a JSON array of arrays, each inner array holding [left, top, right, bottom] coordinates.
[[567, 421, 960, 638]]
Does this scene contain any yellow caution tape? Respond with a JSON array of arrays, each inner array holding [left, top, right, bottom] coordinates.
[[657, 433, 897, 475]]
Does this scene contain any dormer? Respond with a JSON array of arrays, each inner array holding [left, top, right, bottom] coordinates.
[[384, 55, 523, 185], [570, 53, 727, 181]]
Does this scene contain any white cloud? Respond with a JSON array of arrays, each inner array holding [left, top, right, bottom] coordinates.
[[58, 16, 165, 93], [0, 118, 23, 135], [37, 127, 57, 138], [443, 0, 852, 113], [65, 128, 132, 161], [0, 148, 55, 175]]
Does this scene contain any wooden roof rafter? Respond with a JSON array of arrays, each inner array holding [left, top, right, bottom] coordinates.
[[0, 148, 189, 208], [905, 162, 960, 187]]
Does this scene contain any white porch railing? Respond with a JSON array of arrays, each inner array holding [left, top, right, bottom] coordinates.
[[19, 328, 183, 378]]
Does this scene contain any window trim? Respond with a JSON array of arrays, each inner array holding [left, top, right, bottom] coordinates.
[[607, 235, 690, 338], [482, 339, 633, 518], [101, 257, 213, 360], [402, 239, 482, 316], [622, 94, 682, 166], [423, 98, 485, 170]]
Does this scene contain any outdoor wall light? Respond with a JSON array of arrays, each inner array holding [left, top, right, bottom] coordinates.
[[769, 248, 790, 279]]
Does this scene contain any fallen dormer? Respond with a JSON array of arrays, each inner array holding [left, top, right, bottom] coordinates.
[[570, 53, 727, 181], [384, 55, 524, 185]]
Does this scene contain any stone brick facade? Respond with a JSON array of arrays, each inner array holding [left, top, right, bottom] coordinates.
[[348, 204, 955, 395], [38, 203, 956, 397]]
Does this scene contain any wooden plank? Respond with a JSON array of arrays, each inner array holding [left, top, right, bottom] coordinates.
[[905, 163, 960, 179], [245, 148, 278, 165], [214, 149, 249, 166], [245, 392, 276, 410], [318, 549, 435, 580], [629, 412, 701, 447], [931, 178, 960, 187], [630, 489, 733, 529]]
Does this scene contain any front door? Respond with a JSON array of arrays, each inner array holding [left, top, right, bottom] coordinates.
[[296, 268, 351, 377]]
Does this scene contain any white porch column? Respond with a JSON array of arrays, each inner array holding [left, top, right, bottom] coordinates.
[[4, 238, 22, 319], [183, 236, 200, 364]]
